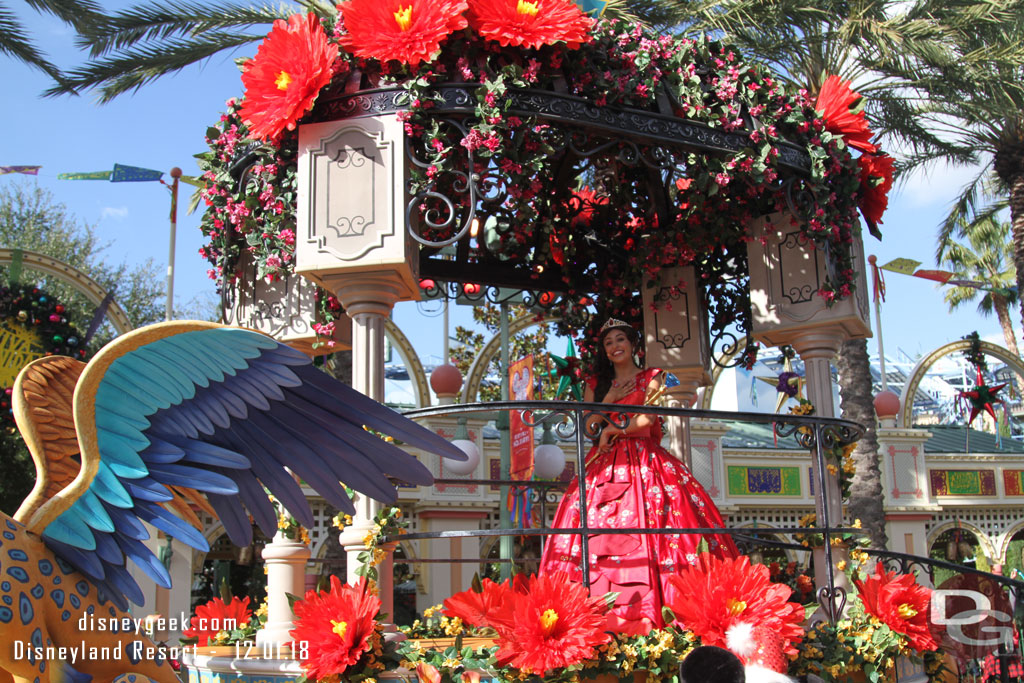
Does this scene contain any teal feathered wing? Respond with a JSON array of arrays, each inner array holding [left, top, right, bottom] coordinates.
[[21, 322, 465, 609]]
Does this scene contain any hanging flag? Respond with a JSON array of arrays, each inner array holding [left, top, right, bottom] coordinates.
[[58, 170, 112, 180], [509, 355, 535, 481], [111, 163, 163, 182], [879, 258, 920, 275], [871, 258, 886, 303], [912, 269, 953, 284], [0, 166, 41, 176], [58, 163, 163, 182]]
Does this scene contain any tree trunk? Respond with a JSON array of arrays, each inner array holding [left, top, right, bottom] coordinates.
[[991, 294, 1024, 392], [837, 337, 887, 549], [1011, 175, 1024, 334]]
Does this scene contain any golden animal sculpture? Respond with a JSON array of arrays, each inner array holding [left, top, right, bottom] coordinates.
[[0, 321, 466, 683]]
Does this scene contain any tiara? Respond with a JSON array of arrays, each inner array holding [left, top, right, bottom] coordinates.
[[599, 318, 632, 335]]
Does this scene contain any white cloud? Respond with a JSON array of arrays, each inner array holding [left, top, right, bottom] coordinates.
[[101, 206, 129, 220]]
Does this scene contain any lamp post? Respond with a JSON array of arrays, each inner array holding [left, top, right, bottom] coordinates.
[[166, 167, 181, 321]]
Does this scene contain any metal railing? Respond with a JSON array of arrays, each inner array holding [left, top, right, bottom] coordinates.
[[399, 400, 865, 624]]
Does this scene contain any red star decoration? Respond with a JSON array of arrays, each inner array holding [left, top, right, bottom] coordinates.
[[959, 369, 1006, 426]]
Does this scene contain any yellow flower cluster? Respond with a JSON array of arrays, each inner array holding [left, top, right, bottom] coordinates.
[[332, 513, 353, 531]]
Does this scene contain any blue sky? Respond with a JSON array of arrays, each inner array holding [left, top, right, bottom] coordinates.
[[0, 3, 1013, 367]]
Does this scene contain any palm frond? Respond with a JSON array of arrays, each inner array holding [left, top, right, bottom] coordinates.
[[0, 3, 63, 81], [21, 0, 101, 30], [44, 31, 264, 101], [76, 1, 295, 58]]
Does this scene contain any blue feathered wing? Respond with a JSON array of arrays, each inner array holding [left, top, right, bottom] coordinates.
[[24, 322, 465, 609]]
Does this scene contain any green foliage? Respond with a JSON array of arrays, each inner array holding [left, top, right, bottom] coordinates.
[[449, 303, 552, 403], [0, 181, 169, 515]]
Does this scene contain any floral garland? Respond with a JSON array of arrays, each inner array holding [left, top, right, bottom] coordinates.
[[198, 0, 891, 353], [195, 101, 344, 347]]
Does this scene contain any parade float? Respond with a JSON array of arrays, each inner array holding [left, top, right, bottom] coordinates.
[[6, 1, 1020, 683]]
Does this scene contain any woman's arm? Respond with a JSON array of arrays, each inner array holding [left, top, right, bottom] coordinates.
[[597, 373, 662, 450], [583, 383, 605, 438]]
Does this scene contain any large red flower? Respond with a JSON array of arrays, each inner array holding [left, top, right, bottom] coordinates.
[[493, 572, 610, 674], [183, 596, 252, 645], [815, 74, 877, 154], [289, 576, 381, 680], [467, 0, 594, 49], [857, 152, 894, 228], [338, 0, 469, 67], [238, 13, 337, 142], [664, 554, 804, 654], [443, 577, 516, 631], [855, 563, 938, 653]]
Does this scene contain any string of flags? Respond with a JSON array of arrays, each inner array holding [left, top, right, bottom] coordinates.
[[873, 257, 1016, 301], [2, 164, 203, 187]]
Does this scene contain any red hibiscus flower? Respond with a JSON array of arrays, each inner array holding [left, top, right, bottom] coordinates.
[[857, 152, 894, 230], [238, 13, 337, 142], [183, 596, 252, 645], [289, 576, 381, 680], [467, 0, 594, 49], [815, 74, 877, 154], [494, 572, 610, 674], [664, 554, 804, 654], [855, 563, 938, 653], [338, 0, 469, 67]]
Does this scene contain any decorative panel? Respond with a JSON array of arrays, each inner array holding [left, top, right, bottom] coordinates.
[[727, 466, 802, 496], [929, 469, 997, 497]]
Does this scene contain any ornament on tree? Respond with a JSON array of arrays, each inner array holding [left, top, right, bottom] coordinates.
[[542, 338, 584, 400]]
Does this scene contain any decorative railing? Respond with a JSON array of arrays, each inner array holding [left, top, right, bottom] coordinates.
[[400, 399, 865, 625]]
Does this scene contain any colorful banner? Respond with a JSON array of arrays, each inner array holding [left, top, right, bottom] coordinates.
[[58, 171, 112, 180], [727, 466, 802, 496], [929, 469, 996, 496], [0, 166, 41, 176], [509, 354, 535, 480], [59, 163, 163, 182], [878, 257, 1017, 295]]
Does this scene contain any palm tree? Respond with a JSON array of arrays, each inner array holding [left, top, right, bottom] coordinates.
[[939, 216, 1021, 365], [649, 0, 1024, 549], [892, 27, 1024, 332], [45, 0, 664, 101], [2, 0, 101, 83]]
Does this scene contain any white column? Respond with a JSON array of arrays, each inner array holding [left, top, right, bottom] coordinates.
[[257, 534, 311, 649], [663, 386, 697, 468], [789, 328, 850, 607], [329, 274, 404, 617]]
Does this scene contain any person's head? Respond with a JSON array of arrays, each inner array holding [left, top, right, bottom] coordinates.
[[592, 318, 642, 400]]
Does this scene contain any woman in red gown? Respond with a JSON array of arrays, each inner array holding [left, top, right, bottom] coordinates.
[[539, 318, 738, 630]]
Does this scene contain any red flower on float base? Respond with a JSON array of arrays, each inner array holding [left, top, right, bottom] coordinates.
[[855, 563, 938, 653], [183, 596, 252, 645], [338, 0, 469, 67], [443, 577, 517, 631], [238, 13, 337, 142], [857, 152, 894, 230], [467, 0, 594, 49], [289, 576, 381, 681], [664, 554, 804, 654], [494, 572, 610, 674], [815, 75, 877, 154]]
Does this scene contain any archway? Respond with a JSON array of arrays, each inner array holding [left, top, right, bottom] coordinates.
[[898, 340, 1024, 429], [462, 312, 560, 402], [0, 248, 133, 335]]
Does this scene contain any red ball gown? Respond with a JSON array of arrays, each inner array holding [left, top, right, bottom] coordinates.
[[539, 367, 738, 627]]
